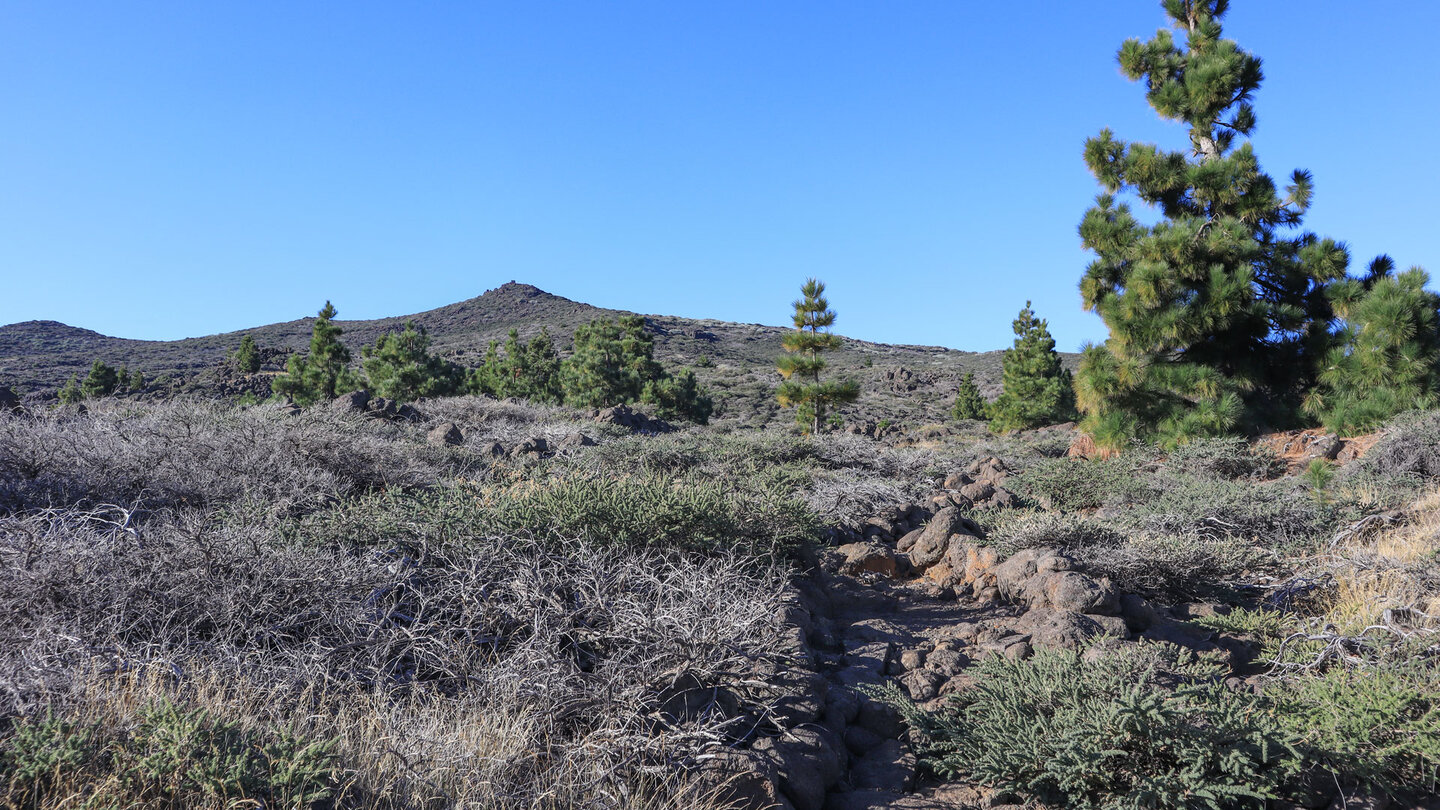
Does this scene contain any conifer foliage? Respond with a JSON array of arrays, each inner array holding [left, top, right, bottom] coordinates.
[[1076, 0, 1350, 449], [232, 334, 261, 374], [776, 279, 859, 433], [469, 328, 563, 404], [79, 360, 120, 400], [560, 316, 713, 423], [1306, 259, 1440, 435], [361, 321, 459, 402], [988, 303, 1076, 433], [273, 302, 362, 406], [951, 373, 988, 422]]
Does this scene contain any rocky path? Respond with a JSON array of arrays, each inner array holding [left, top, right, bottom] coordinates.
[[704, 457, 1251, 810]]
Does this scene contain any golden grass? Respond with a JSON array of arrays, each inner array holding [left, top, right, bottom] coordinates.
[[1317, 487, 1440, 632]]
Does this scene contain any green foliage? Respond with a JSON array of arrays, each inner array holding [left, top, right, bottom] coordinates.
[[776, 278, 859, 433], [989, 303, 1076, 433], [233, 334, 261, 374], [467, 328, 563, 404], [1, 713, 98, 802], [558, 317, 713, 422], [272, 302, 363, 407], [56, 376, 82, 405], [117, 366, 131, 390], [1190, 607, 1290, 642], [881, 645, 1299, 810], [79, 360, 119, 400], [643, 367, 714, 424], [950, 372, 988, 421], [130, 370, 146, 392], [1307, 262, 1440, 435], [1301, 458, 1336, 494], [1274, 661, 1440, 795], [299, 473, 817, 560], [1010, 455, 1152, 512], [0, 700, 337, 809], [361, 320, 459, 402], [121, 698, 336, 807], [1076, 1, 1346, 450]]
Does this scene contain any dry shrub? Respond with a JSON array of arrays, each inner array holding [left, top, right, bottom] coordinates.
[[0, 400, 458, 515], [0, 500, 799, 808]]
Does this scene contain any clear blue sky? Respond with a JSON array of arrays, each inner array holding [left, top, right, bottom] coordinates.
[[3, 2, 1436, 352]]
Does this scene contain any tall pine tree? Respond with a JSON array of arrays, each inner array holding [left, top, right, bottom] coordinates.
[[79, 360, 119, 400], [989, 303, 1077, 433], [273, 302, 363, 406], [233, 334, 261, 374], [1076, 0, 1349, 449], [776, 279, 858, 433]]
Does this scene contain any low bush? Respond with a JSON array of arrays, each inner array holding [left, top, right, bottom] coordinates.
[[881, 645, 1300, 810], [985, 512, 1128, 558], [1167, 437, 1284, 480], [1273, 659, 1440, 796], [1009, 455, 1155, 512], [0, 699, 338, 809], [1076, 534, 1271, 600], [1351, 410, 1440, 481]]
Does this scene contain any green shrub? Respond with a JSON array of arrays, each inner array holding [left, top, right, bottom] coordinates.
[[1, 701, 337, 809], [1077, 534, 1271, 600], [1120, 476, 1330, 550], [1, 713, 99, 803], [986, 512, 1128, 558], [1274, 660, 1440, 796], [1009, 455, 1154, 512], [880, 646, 1300, 810]]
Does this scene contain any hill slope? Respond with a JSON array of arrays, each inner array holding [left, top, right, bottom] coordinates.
[[0, 282, 1072, 427]]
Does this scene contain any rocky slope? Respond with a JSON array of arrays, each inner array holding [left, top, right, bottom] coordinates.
[[0, 282, 1073, 428]]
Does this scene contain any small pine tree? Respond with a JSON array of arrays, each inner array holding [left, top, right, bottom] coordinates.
[[233, 334, 261, 374], [1305, 260, 1440, 434], [989, 303, 1076, 433], [558, 316, 714, 422], [57, 376, 82, 405], [471, 328, 564, 403], [79, 360, 119, 400], [116, 366, 131, 390], [643, 367, 714, 425], [361, 321, 458, 402], [951, 372, 988, 421], [561, 317, 649, 408], [272, 302, 363, 406], [130, 370, 146, 392], [776, 278, 859, 433]]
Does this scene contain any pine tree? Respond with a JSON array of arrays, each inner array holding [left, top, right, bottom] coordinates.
[[1305, 259, 1440, 434], [470, 328, 564, 403], [272, 302, 363, 406], [776, 279, 859, 433], [130, 370, 146, 392], [116, 366, 131, 390], [1076, 0, 1349, 450], [643, 367, 714, 425], [79, 360, 119, 400], [361, 321, 458, 402], [951, 372, 988, 422], [233, 334, 261, 374], [57, 376, 82, 405], [561, 319, 631, 409], [989, 303, 1077, 433], [557, 316, 713, 421]]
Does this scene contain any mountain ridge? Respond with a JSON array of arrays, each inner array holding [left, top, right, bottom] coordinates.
[[0, 282, 1065, 427]]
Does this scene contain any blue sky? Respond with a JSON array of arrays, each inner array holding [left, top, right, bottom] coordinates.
[[3, 2, 1436, 352]]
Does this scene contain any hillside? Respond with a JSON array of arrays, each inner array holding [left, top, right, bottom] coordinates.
[[0, 282, 1070, 428]]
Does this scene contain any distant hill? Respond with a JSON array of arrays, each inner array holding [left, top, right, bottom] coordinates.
[[0, 282, 1075, 428]]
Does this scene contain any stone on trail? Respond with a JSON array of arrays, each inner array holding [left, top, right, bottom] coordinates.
[[426, 422, 463, 447]]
